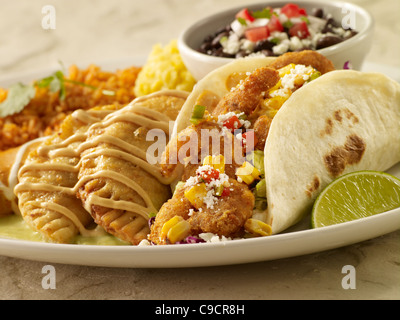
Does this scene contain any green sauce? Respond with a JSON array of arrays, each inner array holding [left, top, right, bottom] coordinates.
[[0, 215, 129, 246]]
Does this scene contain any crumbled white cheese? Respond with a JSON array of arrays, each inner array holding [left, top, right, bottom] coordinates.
[[278, 13, 289, 24], [221, 33, 241, 55], [230, 19, 247, 37], [289, 36, 303, 51], [250, 18, 270, 28], [138, 239, 151, 246], [332, 27, 346, 36], [241, 39, 255, 53], [199, 232, 232, 243], [203, 189, 217, 209], [307, 16, 326, 34], [185, 164, 231, 210], [269, 31, 289, 42], [280, 64, 314, 90], [270, 87, 290, 98], [272, 39, 290, 55], [217, 111, 250, 129], [184, 174, 199, 188]]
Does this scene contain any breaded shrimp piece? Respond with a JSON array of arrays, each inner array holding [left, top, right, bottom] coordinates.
[[253, 115, 272, 151], [161, 120, 244, 178], [149, 178, 255, 244], [188, 178, 254, 237], [211, 67, 280, 116], [268, 50, 335, 74]]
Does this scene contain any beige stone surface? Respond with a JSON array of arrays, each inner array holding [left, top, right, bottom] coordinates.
[[0, 0, 399, 300]]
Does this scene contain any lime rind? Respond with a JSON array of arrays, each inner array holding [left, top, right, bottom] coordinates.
[[311, 170, 400, 228]]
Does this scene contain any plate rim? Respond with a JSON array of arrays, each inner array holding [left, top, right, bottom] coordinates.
[[0, 207, 399, 268]]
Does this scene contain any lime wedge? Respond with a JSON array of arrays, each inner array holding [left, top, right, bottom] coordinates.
[[311, 171, 400, 228]]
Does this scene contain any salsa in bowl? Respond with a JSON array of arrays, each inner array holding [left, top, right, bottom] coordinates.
[[178, 1, 374, 80], [198, 3, 358, 58]]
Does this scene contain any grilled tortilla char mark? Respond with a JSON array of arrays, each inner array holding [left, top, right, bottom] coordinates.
[[324, 134, 366, 178]]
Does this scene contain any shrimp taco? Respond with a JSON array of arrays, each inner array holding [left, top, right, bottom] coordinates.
[[149, 50, 400, 244]]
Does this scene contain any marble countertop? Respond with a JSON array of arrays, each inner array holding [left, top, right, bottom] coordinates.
[[1, 0, 399, 300]]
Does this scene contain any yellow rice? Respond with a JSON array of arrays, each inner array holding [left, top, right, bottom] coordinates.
[[134, 39, 196, 97]]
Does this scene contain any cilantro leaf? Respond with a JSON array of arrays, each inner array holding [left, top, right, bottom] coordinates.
[[0, 66, 116, 118], [237, 17, 247, 26], [252, 8, 272, 19], [0, 83, 36, 117]]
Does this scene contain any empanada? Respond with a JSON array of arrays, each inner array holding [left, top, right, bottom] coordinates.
[[76, 90, 188, 244], [14, 105, 120, 243]]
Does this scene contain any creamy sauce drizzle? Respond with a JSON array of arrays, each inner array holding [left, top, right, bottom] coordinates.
[[0, 215, 128, 245], [11, 91, 185, 240]]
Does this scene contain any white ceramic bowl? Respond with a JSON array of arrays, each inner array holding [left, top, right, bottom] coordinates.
[[178, 0, 374, 80]]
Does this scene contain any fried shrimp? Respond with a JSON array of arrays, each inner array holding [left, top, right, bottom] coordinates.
[[268, 50, 335, 75], [212, 67, 280, 116], [253, 115, 272, 151], [161, 120, 244, 179], [149, 177, 254, 245]]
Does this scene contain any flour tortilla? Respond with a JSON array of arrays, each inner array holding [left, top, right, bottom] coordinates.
[[173, 56, 400, 235], [265, 70, 400, 233]]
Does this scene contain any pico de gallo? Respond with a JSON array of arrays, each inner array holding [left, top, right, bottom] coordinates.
[[198, 3, 358, 58]]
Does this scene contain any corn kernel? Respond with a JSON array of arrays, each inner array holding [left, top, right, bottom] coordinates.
[[184, 183, 207, 208], [244, 218, 272, 237], [202, 155, 213, 166], [167, 219, 191, 244], [268, 80, 282, 94], [160, 215, 183, 239], [278, 63, 296, 77], [236, 162, 260, 185], [267, 95, 289, 110], [203, 155, 225, 173]]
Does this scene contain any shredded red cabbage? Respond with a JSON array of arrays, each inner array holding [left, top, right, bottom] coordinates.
[[148, 216, 155, 229], [343, 60, 352, 70], [176, 236, 206, 244]]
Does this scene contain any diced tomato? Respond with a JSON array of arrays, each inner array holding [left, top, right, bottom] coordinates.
[[267, 15, 284, 33], [289, 21, 310, 39], [221, 187, 230, 197], [198, 167, 220, 183], [298, 8, 307, 16], [245, 26, 270, 42], [235, 8, 255, 22], [280, 3, 307, 18], [242, 130, 258, 153], [223, 115, 242, 132]]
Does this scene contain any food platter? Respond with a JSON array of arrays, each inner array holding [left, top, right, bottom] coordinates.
[[0, 59, 399, 268]]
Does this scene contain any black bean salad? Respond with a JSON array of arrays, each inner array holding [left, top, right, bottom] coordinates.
[[198, 3, 358, 58]]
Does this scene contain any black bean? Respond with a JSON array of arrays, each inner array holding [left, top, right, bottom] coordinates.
[[260, 49, 275, 57], [316, 35, 343, 49], [212, 47, 234, 58], [312, 8, 324, 18], [254, 39, 274, 52], [213, 25, 231, 37], [344, 30, 358, 39], [235, 50, 248, 58], [199, 41, 212, 53], [326, 17, 340, 28], [211, 31, 229, 48]]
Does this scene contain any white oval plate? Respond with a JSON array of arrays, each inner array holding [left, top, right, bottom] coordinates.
[[0, 204, 399, 268], [0, 60, 399, 268]]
